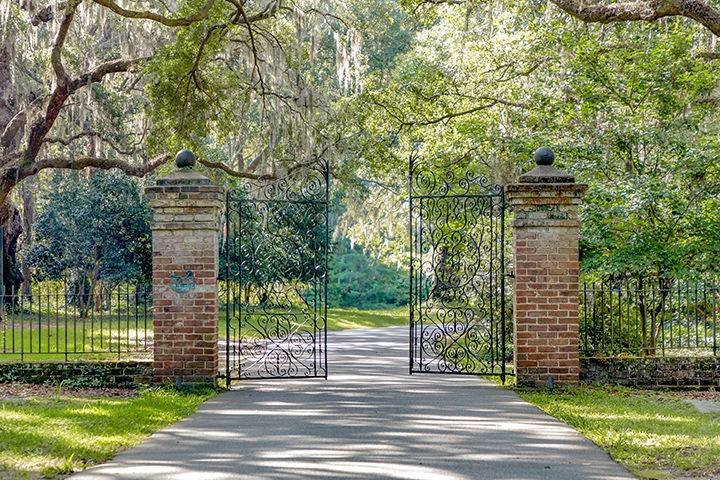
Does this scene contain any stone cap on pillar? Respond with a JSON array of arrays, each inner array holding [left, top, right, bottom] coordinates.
[[144, 150, 225, 231], [152, 150, 214, 187], [506, 147, 588, 198], [505, 147, 587, 227], [518, 146, 574, 183]]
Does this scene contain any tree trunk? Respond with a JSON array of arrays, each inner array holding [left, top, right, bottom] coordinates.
[[429, 246, 453, 303], [0, 200, 23, 301], [637, 277, 649, 355], [649, 277, 674, 355], [19, 179, 36, 299], [93, 281, 103, 312]]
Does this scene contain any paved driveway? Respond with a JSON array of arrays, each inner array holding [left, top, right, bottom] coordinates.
[[71, 326, 634, 480]]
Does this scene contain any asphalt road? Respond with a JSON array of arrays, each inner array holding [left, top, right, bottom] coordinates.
[[70, 326, 634, 480]]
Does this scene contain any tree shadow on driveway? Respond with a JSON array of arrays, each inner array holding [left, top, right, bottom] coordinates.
[[70, 327, 634, 480]]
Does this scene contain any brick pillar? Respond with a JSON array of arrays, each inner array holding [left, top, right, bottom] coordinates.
[[505, 147, 587, 388], [145, 150, 224, 385]]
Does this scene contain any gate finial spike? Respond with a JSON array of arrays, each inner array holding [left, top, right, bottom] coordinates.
[[534, 146, 554, 166]]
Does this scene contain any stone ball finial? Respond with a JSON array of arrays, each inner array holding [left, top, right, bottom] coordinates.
[[175, 149, 197, 169], [534, 146, 554, 166]]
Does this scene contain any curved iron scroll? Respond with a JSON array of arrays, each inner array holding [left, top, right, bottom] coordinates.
[[222, 161, 329, 382], [409, 157, 510, 380]]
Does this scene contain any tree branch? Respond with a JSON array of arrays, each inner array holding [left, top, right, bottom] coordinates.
[[91, 0, 278, 26], [243, 1, 281, 23], [44, 131, 139, 156], [406, 98, 525, 127], [23, 56, 148, 164], [551, 0, 720, 37], [50, 0, 78, 86], [30, 153, 171, 177], [1, 111, 27, 151], [697, 51, 720, 59], [26, 1, 68, 25], [91, 0, 218, 27], [69, 56, 150, 93]]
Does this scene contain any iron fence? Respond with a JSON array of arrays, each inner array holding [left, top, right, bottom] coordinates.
[[580, 279, 718, 357], [0, 282, 153, 361]]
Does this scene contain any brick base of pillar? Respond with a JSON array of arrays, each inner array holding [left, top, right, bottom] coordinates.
[[512, 224, 582, 387]]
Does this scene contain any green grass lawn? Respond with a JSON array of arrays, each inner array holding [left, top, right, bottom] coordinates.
[[1, 306, 409, 363], [519, 386, 720, 479], [0, 310, 152, 363], [327, 306, 407, 330], [221, 306, 408, 333], [0, 387, 215, 479]]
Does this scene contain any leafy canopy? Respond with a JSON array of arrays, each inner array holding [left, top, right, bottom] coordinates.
[[24, 171, 152, 285]]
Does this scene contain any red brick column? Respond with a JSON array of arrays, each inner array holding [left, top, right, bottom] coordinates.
[[145, 150, 224, 385], [506, 147, 587, 388]]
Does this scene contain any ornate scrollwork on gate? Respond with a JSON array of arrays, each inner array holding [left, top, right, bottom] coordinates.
[[222, 161, 328, 380], [410, 159, 509, 379]]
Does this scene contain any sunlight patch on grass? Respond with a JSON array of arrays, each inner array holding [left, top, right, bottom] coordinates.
[[0, 387, 215, 479], [519, 386, 720, 479]]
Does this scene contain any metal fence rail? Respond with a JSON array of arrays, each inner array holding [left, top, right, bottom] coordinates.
[[580, 280, 718, 357], [0, 282, 153, 360]]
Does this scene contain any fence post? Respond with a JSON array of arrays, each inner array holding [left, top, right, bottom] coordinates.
[[145, 150, 224, 386], [506, 147, 587, 388]]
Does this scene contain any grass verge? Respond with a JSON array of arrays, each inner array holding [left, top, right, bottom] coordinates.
[[518, 386, 720, 479], [0, 386, 215, 479]]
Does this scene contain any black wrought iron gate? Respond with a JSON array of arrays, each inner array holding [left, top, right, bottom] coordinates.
[[409, 158, 510, 381], [221, 162, 329, 384]]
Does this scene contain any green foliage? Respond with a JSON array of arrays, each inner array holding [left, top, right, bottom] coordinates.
[[327, 240, 407, 309], [23, 171, 152, 286], [144, 0, 239, 154], [8, 0, 720, 314], [351, 2, 720, 281], [554, 25, 720, 280], [334, 186, 409, 271], [0, 363, 144, 388]]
